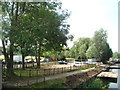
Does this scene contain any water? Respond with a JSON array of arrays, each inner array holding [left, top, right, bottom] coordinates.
[[108, 64, 120, 89], [82, 63, 120, 89]]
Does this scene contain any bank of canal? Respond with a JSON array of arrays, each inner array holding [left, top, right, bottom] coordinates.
[[82, 63, 120, 89]]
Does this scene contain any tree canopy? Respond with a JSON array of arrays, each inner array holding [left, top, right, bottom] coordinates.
[[67, 28, 112, 63], [1, 2, 72, 76]]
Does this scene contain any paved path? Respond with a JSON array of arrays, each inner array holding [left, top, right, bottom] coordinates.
[[4, 67, 95, 87]]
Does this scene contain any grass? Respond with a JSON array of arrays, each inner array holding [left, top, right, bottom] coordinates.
[[22, 77, 67, 88], [83, 78, 109, 89]]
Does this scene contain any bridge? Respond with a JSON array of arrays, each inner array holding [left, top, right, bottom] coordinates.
[[97, 72, 118, 79]]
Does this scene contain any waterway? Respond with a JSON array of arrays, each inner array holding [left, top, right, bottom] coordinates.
[[82, 63, 120, 89]]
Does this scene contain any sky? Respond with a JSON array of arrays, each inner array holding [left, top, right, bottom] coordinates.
[[61, 0, 119, 52], [0, 0, 119, 52]]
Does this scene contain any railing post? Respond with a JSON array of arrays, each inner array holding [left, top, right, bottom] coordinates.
[[20, 70, 21, 78], [44, 69, 45, 87], [36, 69, 38, 83], [62, 67, 63, 73], [49, 68, 50, 75], [27, 70, 29, 86], [29, 70, 31, 78], [54, 68, 55, 75]]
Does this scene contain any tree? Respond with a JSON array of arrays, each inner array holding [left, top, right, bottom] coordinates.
[[70, 37, 91, 59], [2, 2, 72, 71], [86, 44, 98, 59], [112, 52, 120, 58], [101, 43, 113, 63], [16, 2, 71, 68], [2, 2, 19, 76], [93, 28, 113, 63]]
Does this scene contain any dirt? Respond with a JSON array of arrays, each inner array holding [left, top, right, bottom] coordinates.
[[63, 67, 102, 88]]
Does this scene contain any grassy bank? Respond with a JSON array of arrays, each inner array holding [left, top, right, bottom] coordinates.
[[22, 77, 67, 88]]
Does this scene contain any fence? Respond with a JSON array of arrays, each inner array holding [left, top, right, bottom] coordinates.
[[2, 63, 96, 87]]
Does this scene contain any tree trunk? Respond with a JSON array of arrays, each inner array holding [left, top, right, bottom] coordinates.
[[21, 47, 25, 70], [2, 40, 14, 77], [37, 44, 41, 68], [2, 40, 9, 62], [22, 54, 25, 70], [37, 50, 40, 68], [9, 40, 14, 76]]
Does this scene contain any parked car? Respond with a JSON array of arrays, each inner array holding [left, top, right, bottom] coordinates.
[[26, 59, 34, 63], [58, 61, 67, 64], [40, 59, 51, 62], [74, 62, 84, 66], [16, 61, 22, 64], [13, 60, 22, 64], [2, 60, 6, 64], [51, 58, 57, 61]]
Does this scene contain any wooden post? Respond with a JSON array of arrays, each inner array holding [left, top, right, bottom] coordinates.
[[64, 67, 65, 72], [20, 70, 21, 78], [36, 69, 38, 83], [44, 69, 45, 87], [62, 67, 63, 73], [57, 68, 59, 74], [17, 63, 18, 69], [49, 68, 50, 75], [70, 66, 71, 71], [54, 68, 55, 75], [27, 70, 29, 85], [29, 70, 31, 77]]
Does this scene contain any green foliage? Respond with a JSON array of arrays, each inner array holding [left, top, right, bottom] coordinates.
[[68, 28, 112, 63], [84, 78, 109, 89], [112, 52, 120, 58], [2, 2, 72, 69], [93, 28, 113, 63], [23, 77, 66, 88], [86, 44, 98, 58], [71, 37, 91, 58]]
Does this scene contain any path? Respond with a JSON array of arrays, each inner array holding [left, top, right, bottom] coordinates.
[[4, 67, 95, 87]]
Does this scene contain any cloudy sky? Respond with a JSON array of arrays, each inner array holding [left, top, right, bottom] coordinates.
[[61, 0, 119, 52], [0, 0, 119, 52]]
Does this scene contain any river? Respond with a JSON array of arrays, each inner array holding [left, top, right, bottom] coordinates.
[[82, 63, 120, 89], [108, 63, 120, 88]]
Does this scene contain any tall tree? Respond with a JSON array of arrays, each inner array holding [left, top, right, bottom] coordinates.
[[70, 37, 91, 59], [86, 44, 98, 59], [2, 2, 17, 76], [93, 28, 112, 63], [2, 2, 72, 70]]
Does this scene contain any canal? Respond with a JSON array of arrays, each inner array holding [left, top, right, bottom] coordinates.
[[81, 63, 120, 89]]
